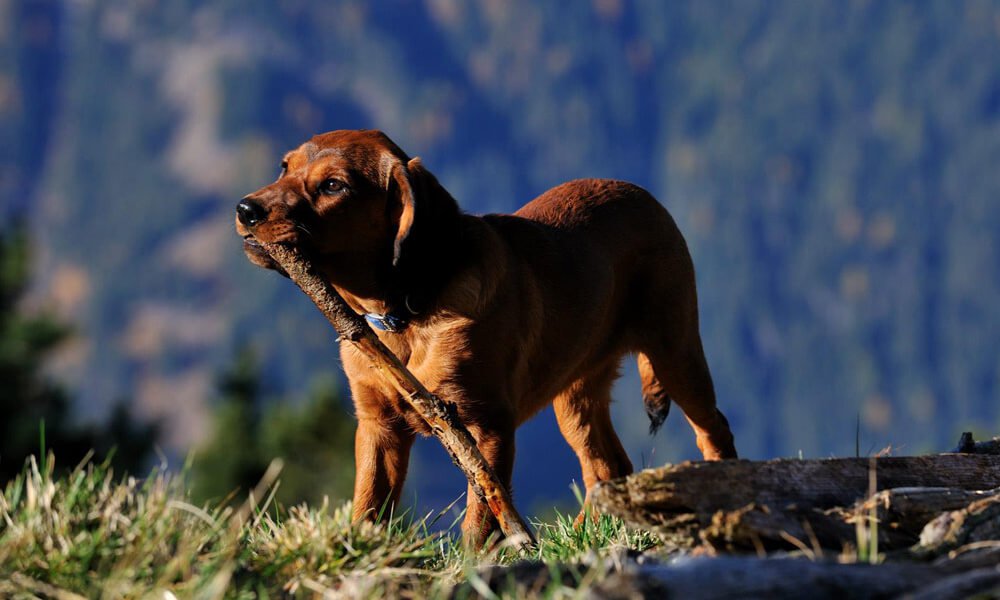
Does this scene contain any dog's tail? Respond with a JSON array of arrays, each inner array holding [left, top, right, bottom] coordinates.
[[637, 352, 671, 435]]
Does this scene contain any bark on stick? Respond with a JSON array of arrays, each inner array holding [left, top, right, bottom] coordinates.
[[262, 242, 535, 550]]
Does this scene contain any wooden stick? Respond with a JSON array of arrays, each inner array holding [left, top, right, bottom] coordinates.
[[262, 242, 535, 550]]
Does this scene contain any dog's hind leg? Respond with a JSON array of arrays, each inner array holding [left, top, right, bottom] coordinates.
[[640, 332, 737, 460], [553, 361, 633, 523]]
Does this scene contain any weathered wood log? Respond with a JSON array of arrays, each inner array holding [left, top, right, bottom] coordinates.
[[591, 557, 949, 600], [591, 455, 1000, 538], [461, 555, 954, 600], [915, 492, 1000, 558], [261, 242, 535, 550], [905, 568, 1000, 600], [696, 490, 992, 555], [699, 502, 862, 554], [839, 487, 1000, 546]]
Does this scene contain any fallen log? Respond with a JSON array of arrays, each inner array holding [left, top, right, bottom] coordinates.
[[699, 502, 865, 554], [594, 557, 947, 600], [839, 487, 1000, 546], [591, 455, 1000, 531], [460, 555, 953, 600], [701, 488, 1000, 554], [915, 493, 1000, 558], [261, 242, 535, 550], [905, 568, 1000, 600]]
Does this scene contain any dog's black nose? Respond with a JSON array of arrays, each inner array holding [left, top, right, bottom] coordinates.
[[236, 199, 268, 226]]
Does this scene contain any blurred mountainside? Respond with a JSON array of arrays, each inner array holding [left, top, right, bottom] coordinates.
[[4, 0, 1000, 509]]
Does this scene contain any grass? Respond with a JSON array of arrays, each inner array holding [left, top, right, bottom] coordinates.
[[532, 485, 659, 564], [0, 454, 662, 599], [851, 456, 882, 565]]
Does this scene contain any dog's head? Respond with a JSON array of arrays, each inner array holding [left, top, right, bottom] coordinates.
[[236, 129, 459, 297]]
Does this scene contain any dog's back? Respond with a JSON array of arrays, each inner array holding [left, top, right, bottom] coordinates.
[[499, 178, 696, 349], [489, 178, 735, 458], [516, 178, 672, 237]]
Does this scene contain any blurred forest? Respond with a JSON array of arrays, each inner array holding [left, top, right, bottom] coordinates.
[[3, 0, 1000, 513], [0, 228, 154, 480]]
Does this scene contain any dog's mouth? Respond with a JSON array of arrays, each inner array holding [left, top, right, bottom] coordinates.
[[241, 218, 308, 247], [241, 234, 291, 277], [238, 211, 314, 277], [241, 233, 267, 251], [242, 234, 265, 250]]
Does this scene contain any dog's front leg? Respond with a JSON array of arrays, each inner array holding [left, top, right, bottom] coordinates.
[[351, 415, 415, 522], [461, 420, 516, 548]]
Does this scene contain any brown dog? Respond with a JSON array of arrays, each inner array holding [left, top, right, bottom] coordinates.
[[236, 129, 737, 543]]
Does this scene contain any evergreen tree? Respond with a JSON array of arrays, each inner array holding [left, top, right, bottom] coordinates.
[[190, 348, 269, 503], [260, 375, 355, 506], [191, 350, 355, 506], [0, 228, 155, 481]]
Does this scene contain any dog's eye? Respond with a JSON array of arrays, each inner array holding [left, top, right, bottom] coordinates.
[[278, 161, 288, 178], [318, 178, 347, 195]]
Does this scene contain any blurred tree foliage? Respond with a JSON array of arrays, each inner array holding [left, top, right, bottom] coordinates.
[[0, 228, 155, 482], [190, 348, 355, 506], [6, 0, 1000, 509]]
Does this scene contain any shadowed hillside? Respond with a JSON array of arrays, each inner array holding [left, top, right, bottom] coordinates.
[[3, 0, 1000, 513]]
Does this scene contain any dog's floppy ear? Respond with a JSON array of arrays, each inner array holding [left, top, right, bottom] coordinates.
[[388, 157, 461, 307], [390, 157, 460, 268], [391, 159, 417, 267]]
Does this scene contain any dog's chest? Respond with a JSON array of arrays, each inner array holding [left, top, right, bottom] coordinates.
[[355, 327, 467, 436]]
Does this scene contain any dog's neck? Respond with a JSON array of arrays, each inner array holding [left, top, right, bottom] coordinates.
[[312, 249, 398, 316], [314, 241, 462, 328]]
